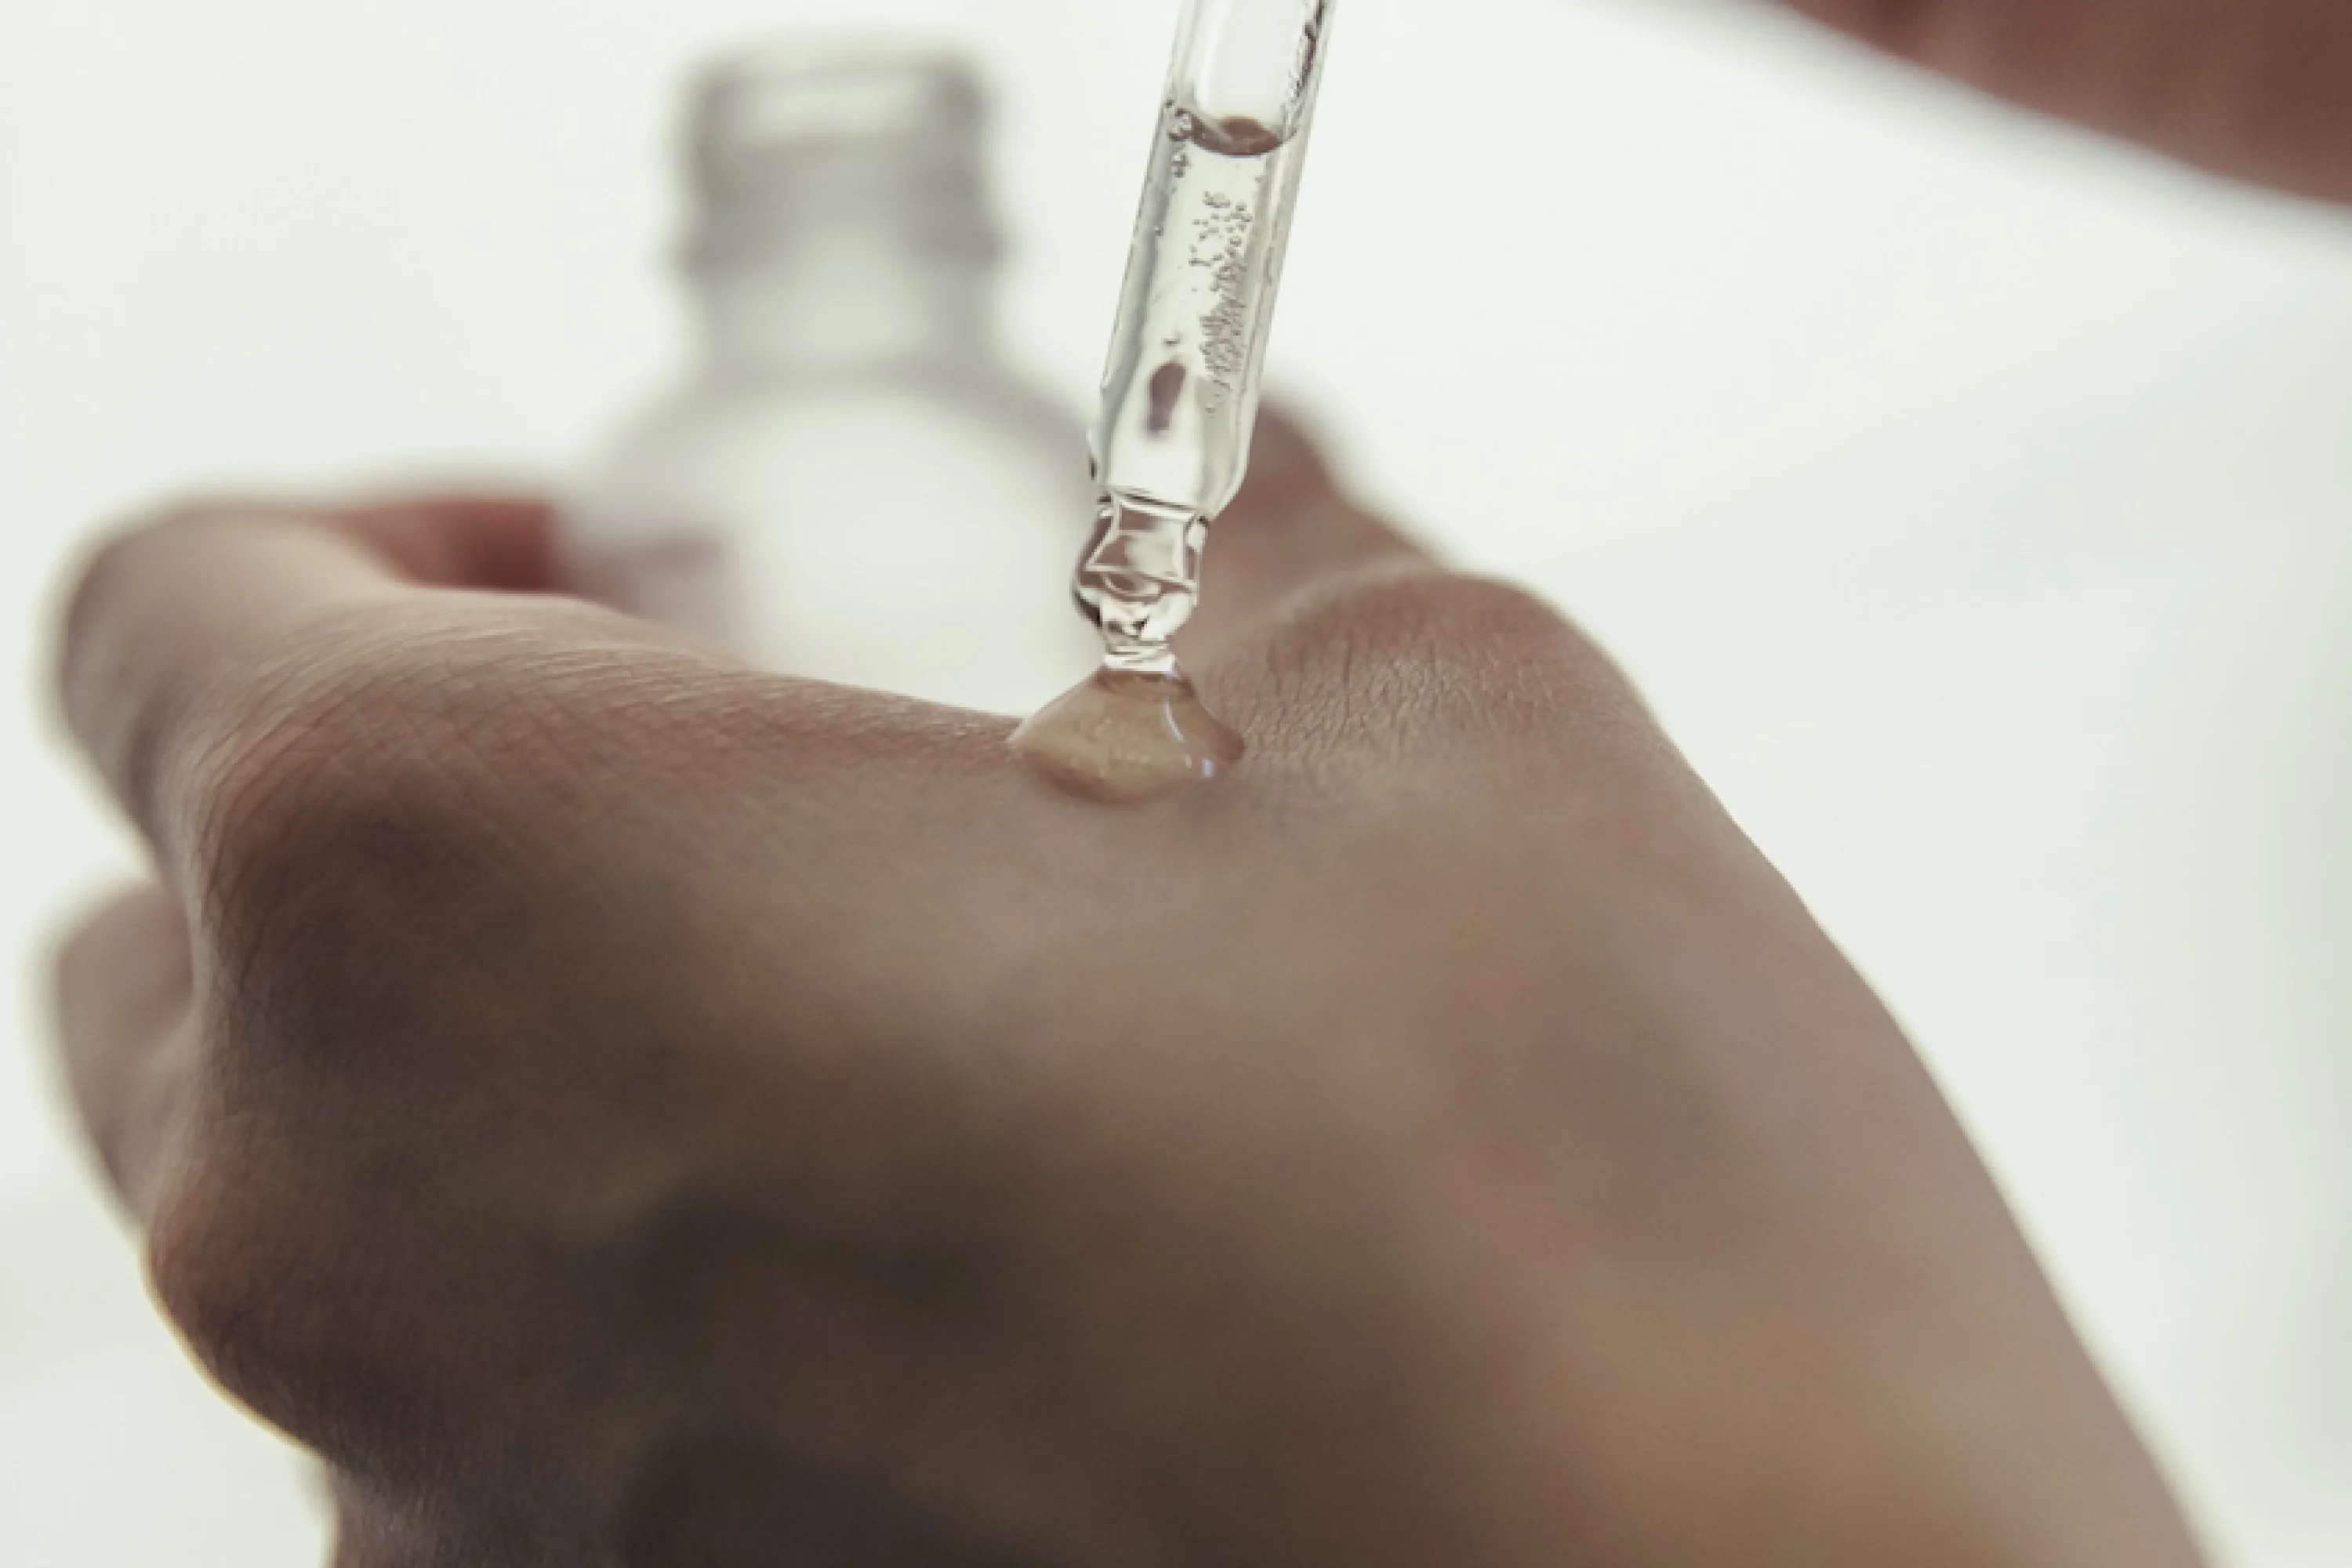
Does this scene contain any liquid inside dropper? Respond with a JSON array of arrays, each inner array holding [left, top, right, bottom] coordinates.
[[1010, 496, 1244, 804], [1015, 0, 1336, 804]]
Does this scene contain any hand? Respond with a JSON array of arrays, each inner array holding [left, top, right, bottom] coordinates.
[[53, 434, 2203, 1566], [1788, 0, 2352, 204]]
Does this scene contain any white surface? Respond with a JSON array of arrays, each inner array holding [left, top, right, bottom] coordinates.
[[2, 0, 2349, 1562]]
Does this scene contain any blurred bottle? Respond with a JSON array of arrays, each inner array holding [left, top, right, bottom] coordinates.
[[568, 42, 1096, 713]]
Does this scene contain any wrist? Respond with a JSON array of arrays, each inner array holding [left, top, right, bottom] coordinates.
[[1392, 1243, 2211, 1568]]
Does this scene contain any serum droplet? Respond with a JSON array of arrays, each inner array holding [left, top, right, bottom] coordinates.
[[1018, 495, 1243, 803], [1011, 667, 1245, 804], [1025, 4, 1332, 806]]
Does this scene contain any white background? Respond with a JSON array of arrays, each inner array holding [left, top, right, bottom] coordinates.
[[3, 0, 2350, 1562]]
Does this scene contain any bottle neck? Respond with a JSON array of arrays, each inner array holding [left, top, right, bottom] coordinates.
[[677, 45, 1004, 379], [692, 230, 995, 374]]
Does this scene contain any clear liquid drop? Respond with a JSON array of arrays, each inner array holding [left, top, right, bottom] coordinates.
[[1011, 666, 1244, 804], [1013, 69, 1330, 805], [1014, 495, 1245, 803]]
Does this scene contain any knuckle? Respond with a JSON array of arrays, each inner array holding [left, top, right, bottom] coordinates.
[[183, 601, 689, 1036], [61, 509, 229, 833], [197, 639, 429, 920], [64, 501, 273, 669], [1385, 574, 1664, 749], [186, 612, 554, 994], [143, 1132, 332, 1436], [144, 1168, 255, 1374], [1239, 568, 1661, 766], [60, 527, 143, 681], [1375, 572, 1577, 654], [63, 503, 213, 654], [1312, 568, 1602, 691]]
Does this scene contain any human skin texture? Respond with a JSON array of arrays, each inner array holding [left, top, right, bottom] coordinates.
[[53, 414, 2205, 1566], [57, 0, 2352, 1557]]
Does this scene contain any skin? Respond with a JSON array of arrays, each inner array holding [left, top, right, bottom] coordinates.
[[52, 1, 2350, 1561], [1789, 0, 2352, 205]]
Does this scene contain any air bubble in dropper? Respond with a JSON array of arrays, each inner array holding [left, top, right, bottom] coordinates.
[[1013, 0, 1337, 804]]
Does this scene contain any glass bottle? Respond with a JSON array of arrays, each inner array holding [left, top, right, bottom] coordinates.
[[567, 42, 1098, 714]]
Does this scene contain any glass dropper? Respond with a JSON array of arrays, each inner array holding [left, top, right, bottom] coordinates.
[[1077, 0, 1338, 673], [1013, 0, 1338, 801]]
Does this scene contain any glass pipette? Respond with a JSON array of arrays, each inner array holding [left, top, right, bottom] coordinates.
[[1013, 0, 1337, 801], [1077, 0, 1337, 675]]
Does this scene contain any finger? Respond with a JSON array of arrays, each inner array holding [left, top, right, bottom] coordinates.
[[336, 495, 558, 593], [1785, 0, 2352, 205], [1181, 407, 1432, 659], [53, 884, 197, 1222], [57, 495, 554, 862]]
